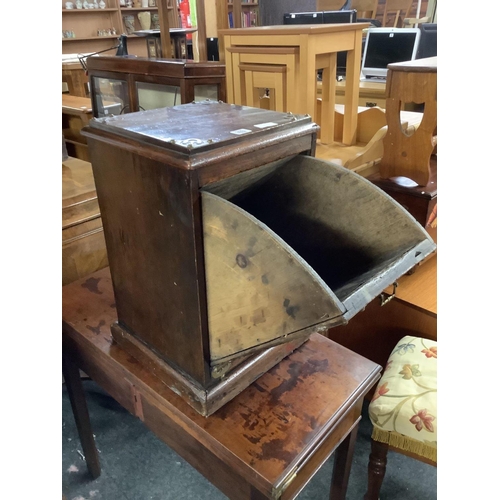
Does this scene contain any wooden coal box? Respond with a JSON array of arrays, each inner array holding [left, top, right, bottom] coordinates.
[[82, 102, 435, 416]]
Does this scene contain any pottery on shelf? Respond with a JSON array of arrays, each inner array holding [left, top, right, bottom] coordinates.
[[151, 13, 160, 30], [99, 0, 106, 8], [123, 15, 135, 35], [138, 11, 151, 31]]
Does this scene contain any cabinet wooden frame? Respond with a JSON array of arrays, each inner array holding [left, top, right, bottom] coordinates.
[[86, 55, 226, 118]]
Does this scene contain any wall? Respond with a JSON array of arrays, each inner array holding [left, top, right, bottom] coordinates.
[[260, 1, 431, 27]]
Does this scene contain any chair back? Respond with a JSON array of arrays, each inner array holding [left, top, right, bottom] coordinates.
[[316, 0, 348, 11], [351, 0, 378, 19], [382, 0, 413, 27]]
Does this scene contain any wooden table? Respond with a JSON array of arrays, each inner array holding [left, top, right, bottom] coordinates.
[[326, 79, 387, 109], [62, 157, 108, 285], [63, 267, 381, 499], [62, 95, 94, 162], [219, 24, 368, 146], [62, 62, 88, 97], [327, 254, 437, 381]]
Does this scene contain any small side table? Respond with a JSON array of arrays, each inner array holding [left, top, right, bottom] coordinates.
[[220, 24, 369, 145], [63, 267, 381, 499]]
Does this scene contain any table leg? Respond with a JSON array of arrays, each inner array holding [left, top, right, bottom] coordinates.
[[329, 422, 360, 500], [342, 30, 363, 145], [62, 354, 101, 479]]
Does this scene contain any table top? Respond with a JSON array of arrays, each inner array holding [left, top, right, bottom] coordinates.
[[388, 56, 437, 73], [62, 94, 93, 114], [390, 254, 437, 316], [62, 267, 381, 498], [219, 23, 370, 36]]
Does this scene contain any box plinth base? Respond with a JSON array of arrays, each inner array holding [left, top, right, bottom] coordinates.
[[111, 322, 310, 416]]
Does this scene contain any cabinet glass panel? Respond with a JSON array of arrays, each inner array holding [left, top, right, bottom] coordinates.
[[91, 77, 129, 117], [194, 85, 219, 102], [136, 82, 182, 110]]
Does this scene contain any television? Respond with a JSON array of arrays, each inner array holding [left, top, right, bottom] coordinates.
[[360, 27, 421, 80]]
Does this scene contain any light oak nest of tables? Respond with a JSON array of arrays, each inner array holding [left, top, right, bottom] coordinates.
[[219, 23, 369, 146]]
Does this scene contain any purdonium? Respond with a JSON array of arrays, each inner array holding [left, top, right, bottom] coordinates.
[[82, 102, 435, 415]]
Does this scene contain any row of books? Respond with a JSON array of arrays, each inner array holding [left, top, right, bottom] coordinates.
[[228, 10, 258, 28]]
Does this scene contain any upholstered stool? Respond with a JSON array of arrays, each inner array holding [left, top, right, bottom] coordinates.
[[365, 335, 437, 499], [238, 63, 287, 112]]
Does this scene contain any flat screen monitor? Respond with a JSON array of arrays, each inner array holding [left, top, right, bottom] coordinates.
[[283, 12, 324, 24], [416, 23, 437, 59], [323, 9, 357, 23], [361, 27, 421, 80]]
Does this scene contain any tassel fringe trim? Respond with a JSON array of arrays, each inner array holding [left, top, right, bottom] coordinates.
[[372, 427, 437, 463]]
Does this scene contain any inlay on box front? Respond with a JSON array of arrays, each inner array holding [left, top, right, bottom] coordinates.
[[82, 101, 435, 416]]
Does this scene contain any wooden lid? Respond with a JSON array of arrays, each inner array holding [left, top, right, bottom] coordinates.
[[388, 56, 437, 73], [85, 102, 315, 156]]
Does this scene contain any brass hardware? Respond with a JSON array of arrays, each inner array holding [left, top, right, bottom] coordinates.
[[274, 468, 298, 498], [380, 282, 398, 306]]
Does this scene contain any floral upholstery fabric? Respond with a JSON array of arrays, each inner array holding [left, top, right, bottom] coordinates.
[[369, 335, 437, 462]]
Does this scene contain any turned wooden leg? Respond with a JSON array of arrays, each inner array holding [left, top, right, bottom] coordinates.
[[62, 354, 101, 479], [329, 422, 360, 500], [364, 439, 389, 500]]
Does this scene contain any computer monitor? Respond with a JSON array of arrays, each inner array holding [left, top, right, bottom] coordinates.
[[283, 12, 324, 24], [416, 23, 437, 59], [322, 9, 357, 23], [360, 27, 421, 80]]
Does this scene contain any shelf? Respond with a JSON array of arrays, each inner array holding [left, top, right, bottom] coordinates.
[[119, 7, 160, 10], [63, 36, 121, 42], [62, 8, 119, 12]]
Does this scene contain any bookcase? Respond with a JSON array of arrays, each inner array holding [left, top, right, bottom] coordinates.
[[227, 0, 259, 28], [62, 0, 180, 58]]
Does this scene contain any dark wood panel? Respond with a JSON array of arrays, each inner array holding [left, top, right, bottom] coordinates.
[[87, 140, 209, 384]]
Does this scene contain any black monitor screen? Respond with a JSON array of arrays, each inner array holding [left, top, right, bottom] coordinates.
[[283, 12, 324, 24], [364, 32, 418, 68], [323, 10, 357, 23], [417, 23, 437, 59]]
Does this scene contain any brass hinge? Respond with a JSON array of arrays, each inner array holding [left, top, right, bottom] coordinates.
[[380, 282, 398, 306]]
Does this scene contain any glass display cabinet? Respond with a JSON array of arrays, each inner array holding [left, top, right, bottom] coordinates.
[[86, 55, 226, 118]]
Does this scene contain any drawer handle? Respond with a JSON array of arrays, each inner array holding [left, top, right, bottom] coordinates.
[[380, 282, 398, 306]]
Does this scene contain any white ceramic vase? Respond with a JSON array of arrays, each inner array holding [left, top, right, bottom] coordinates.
[[138, 11, 151, 31]]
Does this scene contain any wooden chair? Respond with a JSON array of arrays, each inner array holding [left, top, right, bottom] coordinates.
[[351, 0, 379, 20], [379, 57, 437, 186], [316, 0, 348, 11], [382, 0, 414, 27], [365, 335, 437, 499]]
